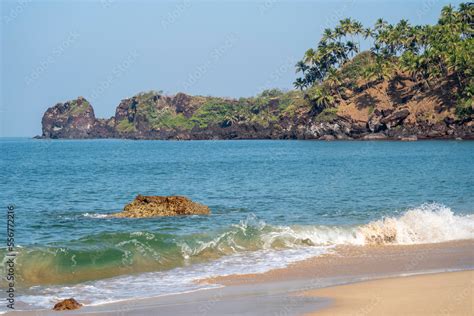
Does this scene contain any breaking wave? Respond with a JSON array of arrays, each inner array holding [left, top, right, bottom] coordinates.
[[1, 203, 473, 311], [2, 203, 472, 289], [359, 203, 473, 245]]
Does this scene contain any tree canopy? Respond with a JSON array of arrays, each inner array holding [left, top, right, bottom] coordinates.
[[294, 3, 473, 117]]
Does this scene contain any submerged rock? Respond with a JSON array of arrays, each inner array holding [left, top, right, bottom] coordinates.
[[52, 298, 82, 311], [114, 195, 210, 218]]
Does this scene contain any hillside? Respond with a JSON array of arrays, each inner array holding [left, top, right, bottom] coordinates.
[[40, 3, 473, 140], [40, 73, 473, 140]]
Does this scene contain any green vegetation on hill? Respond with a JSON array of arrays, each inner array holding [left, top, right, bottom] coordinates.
[[189, 90, 307, 128], [116, 119, 136, 132], [43, 3, 474, 140], [122, 89, 309, 132], [69, 98, 91, 116], [294, 3, 473, 118], [115, 3, 472, 134]]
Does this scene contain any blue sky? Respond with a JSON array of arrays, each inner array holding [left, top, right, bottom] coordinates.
[[1, 0, 463, 136]]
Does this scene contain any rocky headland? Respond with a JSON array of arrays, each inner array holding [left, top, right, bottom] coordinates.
[[39, 76, 473, 141], [39, 5, 473, 141]]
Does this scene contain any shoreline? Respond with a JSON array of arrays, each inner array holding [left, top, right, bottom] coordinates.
[[201, 240, 474, 286], [9, 239, 473, 315], [32, 136, 474, 141]]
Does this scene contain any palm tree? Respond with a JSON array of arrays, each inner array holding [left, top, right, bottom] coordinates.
[[362, 65, 376, 90], [372, 57, 395, 106], [400, 51, 419, 81], [293, 78, 307, 91], [440, 4, 455, 24], [374, 18, 388, 31], [326, 68, 343, 99], [310, 86, 335, 111], [353, 21, 364, 51], [339, 18, 352, 36], [322, 28, 335, 42], [458, 3, 473, 26], [363, 27, 375, 48], [334, 26, 345, 40], [346, 41, 358, 58], [303, 48, 317, 65], [295, 60, 309, 75]]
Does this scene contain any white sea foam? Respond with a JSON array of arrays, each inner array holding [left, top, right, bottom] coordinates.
[[82, 212, 109, 219], [16, 246, 329, 310], [358, 203, 473, 245], [260, 203, 474, 247], [13, 203, 474, 311]]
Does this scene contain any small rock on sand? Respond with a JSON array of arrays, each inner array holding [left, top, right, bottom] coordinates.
[[53, 298, 82, 311]]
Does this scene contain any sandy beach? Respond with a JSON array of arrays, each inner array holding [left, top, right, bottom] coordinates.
[[11, 240, 473, 315], [304, 270, 473, 315], [4, 1, 474, 315]]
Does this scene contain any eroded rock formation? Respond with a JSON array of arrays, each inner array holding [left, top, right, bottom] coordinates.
[[113, 195, 210, 218]]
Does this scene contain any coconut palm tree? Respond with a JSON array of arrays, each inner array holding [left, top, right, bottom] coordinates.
[[374, 18, 388, 32], [326, 68, 343, 99], [372, 57, 395, 106], [303, 48, 317, 65], [294, 2, 472, 112], [295, 60, 309, 75], [293, 78, 307, 91], [439, 4, 455, 24], [362, 65, 376, 90], [353, 21, 364, 51], [309, 86, 335, 110], [322, 28, 335, 42]]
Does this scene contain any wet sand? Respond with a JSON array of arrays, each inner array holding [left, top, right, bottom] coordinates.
[[203, 239, 474, 286], [10, 240, 474, 315]]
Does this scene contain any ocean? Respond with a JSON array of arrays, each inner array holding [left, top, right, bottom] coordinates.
[[1, 138, 473, 311]]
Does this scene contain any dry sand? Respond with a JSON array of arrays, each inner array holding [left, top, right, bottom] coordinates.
[[303, 270, 473, 316]]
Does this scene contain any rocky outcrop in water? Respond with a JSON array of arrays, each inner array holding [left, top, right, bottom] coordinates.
[[52, 298, 82, 311], [42, 97, 96, 139], [113, 195, 210, 218]]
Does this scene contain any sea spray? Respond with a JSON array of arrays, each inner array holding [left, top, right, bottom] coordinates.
[[358, 203, 474, 245]]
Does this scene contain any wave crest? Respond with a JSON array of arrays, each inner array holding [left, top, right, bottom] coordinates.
[[4, 203, 472, 286], [359, 203, 473, 245]]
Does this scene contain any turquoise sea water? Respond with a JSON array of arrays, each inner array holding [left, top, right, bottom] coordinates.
[[1, 138, 473, 309]]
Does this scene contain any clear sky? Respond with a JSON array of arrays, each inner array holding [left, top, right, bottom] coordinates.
[[1, 0, 463, 136]]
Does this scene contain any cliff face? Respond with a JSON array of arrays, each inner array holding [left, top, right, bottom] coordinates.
[[42, 97, 97, 139], [40, 78, 474, 140]]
